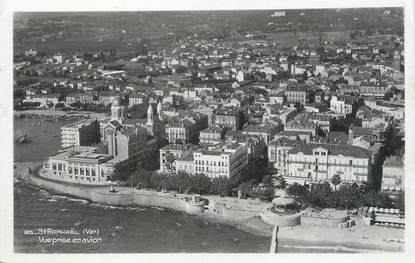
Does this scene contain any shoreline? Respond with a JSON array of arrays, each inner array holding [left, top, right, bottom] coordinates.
[[14, 109, 108, 120], [14, 161, 404, 253]]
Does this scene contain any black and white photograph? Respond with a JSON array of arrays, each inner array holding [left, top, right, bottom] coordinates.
[[1, 0, 414, 262]]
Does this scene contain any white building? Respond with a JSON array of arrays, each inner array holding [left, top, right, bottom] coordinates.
[[193, 143, 248, 178], [160, 143, 248, 178], [285, 143, 373, 186], [330, 96, 353, 114], [382, 156, 404, 192], [61, 120, 100, 148], [41, 146, 119, 185]]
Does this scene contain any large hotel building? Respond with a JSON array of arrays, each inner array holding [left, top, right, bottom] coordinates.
[[159, 143, 248, 178], [284, 143, 373, 185]]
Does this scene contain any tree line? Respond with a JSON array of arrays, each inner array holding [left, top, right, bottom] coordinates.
[[127, 169, 277, 201], [286, 182, 404, 211]]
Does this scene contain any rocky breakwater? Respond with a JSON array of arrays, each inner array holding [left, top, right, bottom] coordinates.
[[14, 162, 42, 184]]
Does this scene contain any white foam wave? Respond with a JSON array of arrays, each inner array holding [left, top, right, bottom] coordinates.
[[67, 198, 89, 204]]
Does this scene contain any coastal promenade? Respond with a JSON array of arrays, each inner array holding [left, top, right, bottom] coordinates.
[[13, 162, 405, 252]]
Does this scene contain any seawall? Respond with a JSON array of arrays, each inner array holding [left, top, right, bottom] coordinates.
[[301, 215, 349, 227], [260, 209, 301, 227], [29, 174, 204, 215]]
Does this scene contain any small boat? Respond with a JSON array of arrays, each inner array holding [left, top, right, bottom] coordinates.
[[15, 133, 29, 144]]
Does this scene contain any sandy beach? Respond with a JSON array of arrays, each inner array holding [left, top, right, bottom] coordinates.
[[13, 162, 405, 253]]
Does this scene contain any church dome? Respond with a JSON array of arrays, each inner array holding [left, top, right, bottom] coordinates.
[[111, 96, 124, 107]]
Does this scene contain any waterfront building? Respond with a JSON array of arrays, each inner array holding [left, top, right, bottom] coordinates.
[[159, 144, 198, 172], [285, 143, 373, 186], [106, 126, 149, 171], [42, 95, 169, 186], [382, 155, 404, 192], [42, 146, 120, 185], [159, 143, 248, 178], [61, 119, 100, 148], [268, 138, 300, 176], [193, 143, 248, 178]]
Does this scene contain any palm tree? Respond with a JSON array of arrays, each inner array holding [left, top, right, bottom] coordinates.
[[165, 151, 176, 171], [331, 174, 341, 192], [176, 170, 189, 193], [238, 182, 253, 199]]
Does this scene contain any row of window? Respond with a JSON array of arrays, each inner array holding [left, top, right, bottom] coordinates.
[[195, 160, 228, 167], [51, 162, 107, 178], [67, 166, 98, 177], [195, 166, 228, 173], [289, 157, 360, 166]]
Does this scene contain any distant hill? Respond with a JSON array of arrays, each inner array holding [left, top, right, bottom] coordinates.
[[14, 8, 403, 54]]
